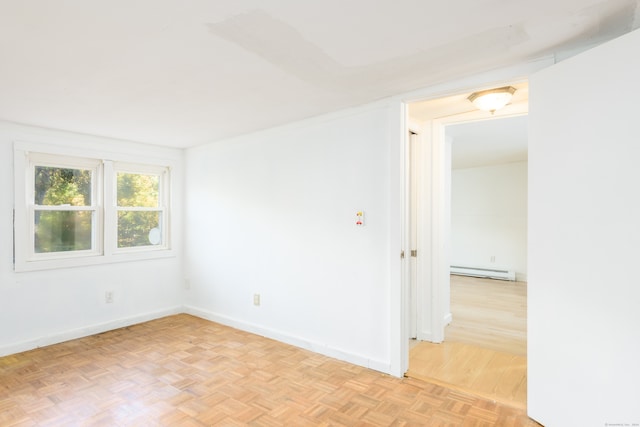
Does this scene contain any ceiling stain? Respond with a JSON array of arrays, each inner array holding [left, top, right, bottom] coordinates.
[[205, 10, 528, 97], [205, 1, 638, 102], [206, 11, 347, 91]]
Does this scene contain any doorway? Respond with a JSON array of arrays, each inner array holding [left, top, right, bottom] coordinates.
[[404, 84, 529, 408], [445, 116, 528, 356]]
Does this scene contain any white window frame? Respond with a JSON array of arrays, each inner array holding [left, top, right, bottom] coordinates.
[[26, 153, 103, 261], [14, 143, 174, 272], [109, 161, 170, 254]]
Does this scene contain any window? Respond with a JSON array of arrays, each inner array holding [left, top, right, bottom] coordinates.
[[14, 148, 172, 271], [114, 165, 168, 250], [33, 160, 99, 255]]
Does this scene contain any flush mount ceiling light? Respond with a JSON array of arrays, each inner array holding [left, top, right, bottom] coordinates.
[[468, 86, 516, 113]]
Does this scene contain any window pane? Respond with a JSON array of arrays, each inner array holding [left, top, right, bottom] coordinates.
[[118, 211, 162, 248], [35, 166, 91, 206], [35, 211, 93, 253], [117, 173, 159, 208]]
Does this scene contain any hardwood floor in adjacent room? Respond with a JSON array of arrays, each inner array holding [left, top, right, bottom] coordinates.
[[446, 275, 527, 357], [0, 314, 539, 426], [407, 341, 527, 410], [406, 275, 528, 410]]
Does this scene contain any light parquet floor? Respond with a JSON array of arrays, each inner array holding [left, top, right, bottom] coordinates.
[[0, 314, 539, 426], [406, 276, 528, 411]]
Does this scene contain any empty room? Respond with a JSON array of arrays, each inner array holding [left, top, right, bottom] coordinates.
[[1, 2, 640, 426]]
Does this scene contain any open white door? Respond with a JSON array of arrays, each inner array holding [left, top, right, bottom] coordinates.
[[528, 29, 640, 425]]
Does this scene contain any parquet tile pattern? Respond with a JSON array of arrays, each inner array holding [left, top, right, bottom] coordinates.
[[0, 314, 540, 426]]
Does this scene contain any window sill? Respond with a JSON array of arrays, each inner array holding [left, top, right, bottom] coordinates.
[[14, 248, 177, 273]]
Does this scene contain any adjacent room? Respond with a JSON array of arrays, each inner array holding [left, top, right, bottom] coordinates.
[[406, 113, 529, 409], [1, 2, 639, 426]]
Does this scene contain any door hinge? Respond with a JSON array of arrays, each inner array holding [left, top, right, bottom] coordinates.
[[411, 249, 417, 257], [401, 250, 405, 259]]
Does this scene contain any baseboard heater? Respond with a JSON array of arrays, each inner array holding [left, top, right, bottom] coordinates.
[[450, 265, 516, 281]]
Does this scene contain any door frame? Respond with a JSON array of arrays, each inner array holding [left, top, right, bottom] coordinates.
[[391, 58, 553, 378], [409, 95, 529, 346]]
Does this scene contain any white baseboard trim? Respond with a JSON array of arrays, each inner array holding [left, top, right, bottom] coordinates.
[[444, 312, 453, 326], [0, 306, 183, 357], [2, 305, 393, 376], [417, 331, 433, 342], [184, 305, 391, 375], [417, 329, 450, 344]]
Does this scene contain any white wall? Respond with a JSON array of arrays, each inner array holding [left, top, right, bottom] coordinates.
[[451, 161, 527, 281], [528, 29, 640, 425], [184, 103, 396, 372], [0, 122, 184, 356]]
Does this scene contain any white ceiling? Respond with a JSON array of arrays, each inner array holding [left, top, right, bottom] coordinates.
[[448, 115, 528, 169], [1, 1, 638, 148]]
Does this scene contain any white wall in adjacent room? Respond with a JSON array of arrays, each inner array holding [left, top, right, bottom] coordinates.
[[451, 161, 527, 281], [184, 103, 395, 373], [0, 122, 184, 356]]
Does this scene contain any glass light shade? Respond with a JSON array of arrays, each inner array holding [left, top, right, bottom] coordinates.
[[468, 86, 516, 112]]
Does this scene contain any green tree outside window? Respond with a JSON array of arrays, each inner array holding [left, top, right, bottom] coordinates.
[[117, 173, 162, 248]]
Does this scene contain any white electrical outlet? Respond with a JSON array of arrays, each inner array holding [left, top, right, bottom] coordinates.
[[490, 255, 496, 263], [105, 291, 114, 303], [253, 294, 260, 306], [184, 279, 191, 290]]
